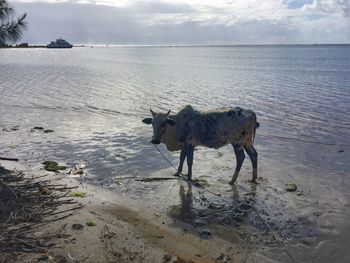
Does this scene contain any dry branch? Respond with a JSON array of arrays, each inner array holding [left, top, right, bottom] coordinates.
[[0, 166, 82, 260]]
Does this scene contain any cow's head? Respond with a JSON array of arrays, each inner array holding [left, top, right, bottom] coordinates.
[[142, 108, 176, 144]]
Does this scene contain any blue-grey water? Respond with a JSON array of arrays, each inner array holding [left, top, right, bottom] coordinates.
[[1, 45, 350, 262]]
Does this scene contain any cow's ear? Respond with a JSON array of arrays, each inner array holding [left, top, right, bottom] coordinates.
[[167, 118, 175, 126], [142, 118, 153, 124]]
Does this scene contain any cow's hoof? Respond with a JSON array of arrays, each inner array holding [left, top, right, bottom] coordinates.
[[184, 176, 193, 182], [173, 172, 181, 177], [228, 180, 235, 185], [250, 179, 258, 184]]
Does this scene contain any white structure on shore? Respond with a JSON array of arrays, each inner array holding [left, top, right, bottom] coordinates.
[[47, 38, 73, 48]]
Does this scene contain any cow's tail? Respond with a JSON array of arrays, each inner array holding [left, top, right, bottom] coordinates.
[[252, 113, 260, 143]]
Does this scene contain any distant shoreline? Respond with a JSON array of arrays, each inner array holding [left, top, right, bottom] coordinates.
[[0, 45, 46, 49], [0, 45, 88, 49], [1, 43, 349, 49]]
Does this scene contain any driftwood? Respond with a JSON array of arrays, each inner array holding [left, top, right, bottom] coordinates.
[[114, 176, 178, 182], [0, 166, 82, 260], [0, 157, 19, 161], [135, 177, 178, 182]]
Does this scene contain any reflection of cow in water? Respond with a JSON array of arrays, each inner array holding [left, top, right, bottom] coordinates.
[[142, 105, 259, 184]]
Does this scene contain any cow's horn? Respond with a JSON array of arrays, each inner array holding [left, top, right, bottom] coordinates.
[[167, 110, 171, 115], [150, 108, 154, 115]]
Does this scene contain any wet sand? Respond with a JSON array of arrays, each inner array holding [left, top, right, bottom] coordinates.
[[1, 141, 349, 263], [1, 125, 350, 262], [0, 160, 257, 263]]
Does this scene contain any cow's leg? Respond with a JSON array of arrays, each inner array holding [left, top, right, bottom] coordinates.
[[186, 145, 194, 181], [175, 149, 187, 176], [229, 144, 245, 185], [244, 145, 258, 183]]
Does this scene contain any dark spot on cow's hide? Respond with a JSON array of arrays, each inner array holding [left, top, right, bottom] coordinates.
[[196, 115, 220, 147], [235, 107, 242, 116], [204, 116, 218, 131], [227, 110, 235, 117]]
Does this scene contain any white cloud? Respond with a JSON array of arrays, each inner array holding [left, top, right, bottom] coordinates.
[[10, 0, 350, 44], [302, 0, 350, 16]]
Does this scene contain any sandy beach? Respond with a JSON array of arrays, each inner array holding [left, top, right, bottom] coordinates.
[[1, 142, 349, 263], [0, 160, 263, 263]]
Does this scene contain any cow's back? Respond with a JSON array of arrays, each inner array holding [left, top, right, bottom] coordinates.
[[186, 107, 257, 149], [162, 106, 257, 151]]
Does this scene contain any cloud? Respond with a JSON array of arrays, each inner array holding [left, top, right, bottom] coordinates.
[[11, 0, 350, 44], [302, 0, 350, 17]]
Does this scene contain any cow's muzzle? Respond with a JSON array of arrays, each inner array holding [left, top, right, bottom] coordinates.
[[150, 138, 160, 145]]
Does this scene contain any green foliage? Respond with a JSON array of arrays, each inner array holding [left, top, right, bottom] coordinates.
[[0, 0, 27, 46], [285, 183, 297, 192], [86, 220, 96, 227], [69, 191, 86, 198], [42, 161, 66, 172]]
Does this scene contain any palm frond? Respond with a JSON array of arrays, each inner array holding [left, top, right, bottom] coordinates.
[[0, 0, 27, 46], [0, 0, 14, 21], [4, 13, 27, 43]]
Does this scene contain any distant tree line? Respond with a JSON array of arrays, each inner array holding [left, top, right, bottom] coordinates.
[[0, 0, 27, 47]]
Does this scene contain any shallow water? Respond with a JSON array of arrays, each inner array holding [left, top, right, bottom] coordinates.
[[1, 45, 350, 262]]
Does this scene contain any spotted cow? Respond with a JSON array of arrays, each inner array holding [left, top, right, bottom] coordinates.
[[142, 105, 259, 184]]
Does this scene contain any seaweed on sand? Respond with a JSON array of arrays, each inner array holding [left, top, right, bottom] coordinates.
[[0, 166, 83, 261], [42, 161, 66, 172], [86, 220, 96, 227], [69, 191, 86, 197]]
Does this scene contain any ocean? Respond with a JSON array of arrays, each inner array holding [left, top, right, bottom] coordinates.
[[1, 45, 350, 262]]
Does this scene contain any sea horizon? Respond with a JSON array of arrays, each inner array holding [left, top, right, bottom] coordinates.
[[3, 42, 350, 47]]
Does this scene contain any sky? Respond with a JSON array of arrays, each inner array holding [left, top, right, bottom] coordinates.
[[10, 0, 350, 45]]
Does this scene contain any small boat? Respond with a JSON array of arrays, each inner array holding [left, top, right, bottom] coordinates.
[[47, 38, 73, 48]]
